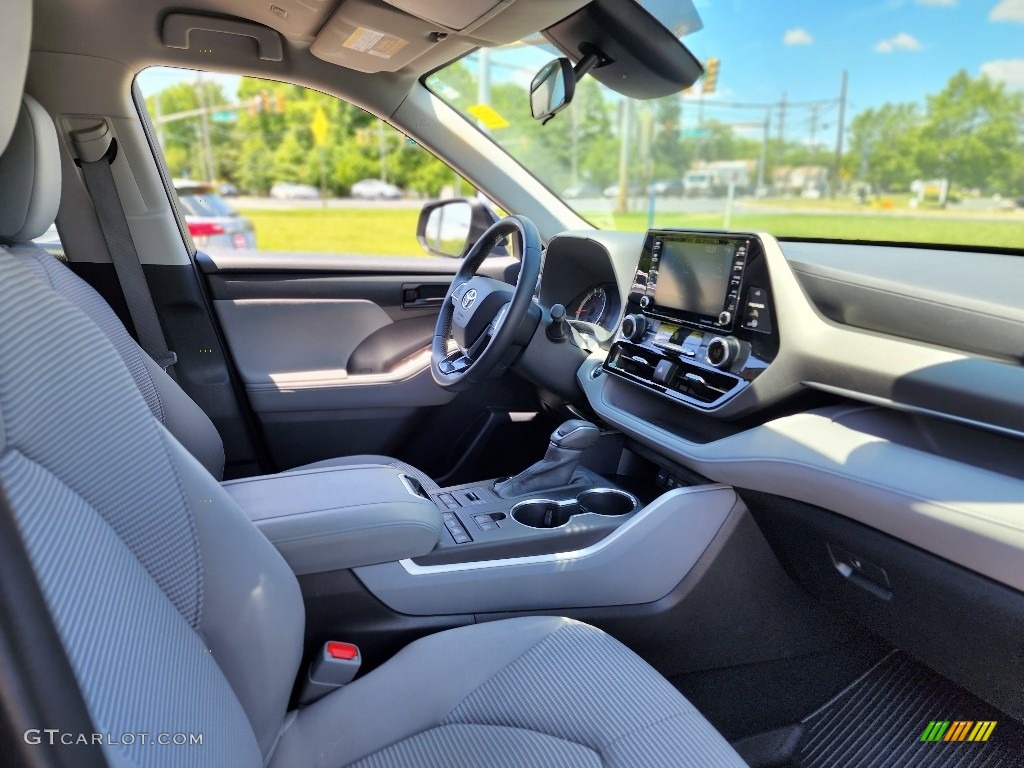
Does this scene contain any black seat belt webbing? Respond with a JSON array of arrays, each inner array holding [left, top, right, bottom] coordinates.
[[79, 139, 177, 373]]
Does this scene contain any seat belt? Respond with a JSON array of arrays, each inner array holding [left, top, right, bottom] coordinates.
[[78, 138, 178, 374]]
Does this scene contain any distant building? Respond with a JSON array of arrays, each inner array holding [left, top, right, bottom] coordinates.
[[772, 165, 829, 197]]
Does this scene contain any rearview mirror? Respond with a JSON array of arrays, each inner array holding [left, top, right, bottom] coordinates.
[[417, 198, 502, 258], [530, 58, 576, 122]]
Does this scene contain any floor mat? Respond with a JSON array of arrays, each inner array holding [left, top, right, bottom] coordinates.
[[789, 651, 1024, 768]]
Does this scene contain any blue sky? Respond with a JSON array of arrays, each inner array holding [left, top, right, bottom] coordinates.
[[685, 0, 1024, 132]]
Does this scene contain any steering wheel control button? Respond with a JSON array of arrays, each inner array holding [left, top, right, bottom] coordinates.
[[742, 287, 773, 334], [706, 336, 741, 369]]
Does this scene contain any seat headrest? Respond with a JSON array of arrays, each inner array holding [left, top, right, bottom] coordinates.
[[0, 0, 31, 153], [0, 95, 61, 243]]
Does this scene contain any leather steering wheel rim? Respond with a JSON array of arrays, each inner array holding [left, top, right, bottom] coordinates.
[[431, 215, 543, 391]]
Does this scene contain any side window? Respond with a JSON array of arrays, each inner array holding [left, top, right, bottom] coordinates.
[[136, 68, 474, 257]]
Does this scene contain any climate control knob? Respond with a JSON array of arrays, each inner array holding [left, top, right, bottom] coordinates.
[[706, 336, 741, 369], [620, 314, 648, 341]]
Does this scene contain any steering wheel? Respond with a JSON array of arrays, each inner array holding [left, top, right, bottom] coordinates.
[[431, 215, 543, 391]]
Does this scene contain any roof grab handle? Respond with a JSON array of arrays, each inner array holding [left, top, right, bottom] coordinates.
[[162, 13, 284, 62]]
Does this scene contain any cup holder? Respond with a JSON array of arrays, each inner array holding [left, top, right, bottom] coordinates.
[[511, 489, 637, 529], [577, 489, 635, 517]]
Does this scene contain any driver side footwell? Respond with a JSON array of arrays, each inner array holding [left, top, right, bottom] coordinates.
[[734, 652, 1024, 768]]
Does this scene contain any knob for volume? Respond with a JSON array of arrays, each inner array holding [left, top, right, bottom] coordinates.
[[706, 336, 740, 369], [639, 295, 652, 309], [620, 314, 648, 341], [718, 310, 733, 325]]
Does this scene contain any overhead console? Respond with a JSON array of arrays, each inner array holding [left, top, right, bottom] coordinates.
[[605, 230, 779, 410]]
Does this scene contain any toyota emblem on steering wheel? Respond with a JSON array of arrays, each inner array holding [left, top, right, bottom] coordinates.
[[461, 289, 478, 310]]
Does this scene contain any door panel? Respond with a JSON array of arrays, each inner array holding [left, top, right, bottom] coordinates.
[[213, 299, 394, 384], [198, 251, 525, 473]]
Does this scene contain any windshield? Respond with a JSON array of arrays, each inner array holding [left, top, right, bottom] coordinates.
[[427, 1, 1024, 249]]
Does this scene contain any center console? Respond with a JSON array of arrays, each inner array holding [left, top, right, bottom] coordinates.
[[417, 469, 639, 566], [605, 230, 779, 410]]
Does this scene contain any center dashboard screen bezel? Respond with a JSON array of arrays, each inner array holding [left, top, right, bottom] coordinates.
[[636, 231, 749, 330]]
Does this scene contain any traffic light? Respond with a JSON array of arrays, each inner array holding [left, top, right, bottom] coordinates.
[[703, 58, 720, 94]]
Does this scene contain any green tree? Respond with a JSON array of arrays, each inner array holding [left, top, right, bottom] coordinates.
[[917, 70, 1024, 193], [847, 103, 923, 192]]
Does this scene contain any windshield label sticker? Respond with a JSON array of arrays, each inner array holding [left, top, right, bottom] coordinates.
[[343, 27, 408, 59], [467, 104, 510, 130]]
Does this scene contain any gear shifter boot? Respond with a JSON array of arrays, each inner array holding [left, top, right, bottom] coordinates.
[[494, 419, 600, 498]]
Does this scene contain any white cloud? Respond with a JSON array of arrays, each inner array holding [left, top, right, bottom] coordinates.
[[916, 0, 956, 5], [990, 0, 1024, 21], [783, 28, 814, 45], [874, 32, 922, 52], [981, 59, 1024, 89]]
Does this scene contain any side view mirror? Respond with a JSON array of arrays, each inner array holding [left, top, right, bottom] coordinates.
[[530, 58, 576, 122], [417, 198, 504, 259]]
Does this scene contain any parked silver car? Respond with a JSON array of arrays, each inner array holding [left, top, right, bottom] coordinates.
[[270, 181, 321, 200], [351, 178, 402, 200]]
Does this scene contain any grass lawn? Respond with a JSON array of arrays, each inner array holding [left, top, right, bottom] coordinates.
[[238, 207, 425, 255], [239, 206, 1024, 255], [597, 212, 1024, 250]]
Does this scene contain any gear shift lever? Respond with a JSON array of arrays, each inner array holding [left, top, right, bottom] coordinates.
[[494, 419, 600, 498]]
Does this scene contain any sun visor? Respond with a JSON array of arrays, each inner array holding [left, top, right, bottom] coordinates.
[[379, 0, 589, 43], [543, 0, 704, 99], [382, 0, 504, 31]]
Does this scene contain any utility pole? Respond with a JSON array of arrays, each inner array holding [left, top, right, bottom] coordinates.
[[808, 105, 819, 163], [476, 47, 492, 137], [155, 91, 165, 147], [616, 99, 633, 215], [776, 91, 787, 146], [195, 73, 215, 182], [377, 122, 387, 182], [757, 108, 771, 194], [831, 70, 848, 199], [570, 101, 579, 186]]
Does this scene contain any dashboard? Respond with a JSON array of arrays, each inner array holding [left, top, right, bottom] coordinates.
[[532, 226, 1024, 600]]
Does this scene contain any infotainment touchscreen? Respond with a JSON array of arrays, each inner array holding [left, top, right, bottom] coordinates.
[[653, 238, 735, 317]]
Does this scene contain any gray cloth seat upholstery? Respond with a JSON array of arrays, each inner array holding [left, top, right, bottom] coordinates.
[[0, 10, 746, 763], [0, 93, 437, 491]]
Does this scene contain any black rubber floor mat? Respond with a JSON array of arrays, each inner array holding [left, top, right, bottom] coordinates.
[[791, 652, 1024, 768]]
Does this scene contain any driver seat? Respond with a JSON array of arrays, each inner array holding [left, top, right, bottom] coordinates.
[[0, 94, 437, 489]]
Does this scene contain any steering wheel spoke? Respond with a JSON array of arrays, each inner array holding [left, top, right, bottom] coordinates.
[[437, 350, 472, 376]]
